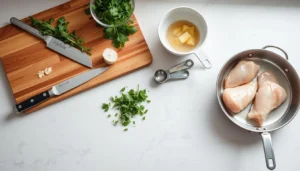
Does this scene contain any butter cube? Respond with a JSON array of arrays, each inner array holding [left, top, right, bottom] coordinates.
[[178, 32, 192, 43], [174, 38, 182, 45], [187, 27, 195, 36], [186, 37, 195, 46], [173, 27, 182, 36], [182, 25, 190, 32]]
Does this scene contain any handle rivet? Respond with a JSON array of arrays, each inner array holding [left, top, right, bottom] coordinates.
[[249, 54, 253, 57], [18, 105, 22, 109], [285, 69, 289, 72], [30, 99, 34, 103], [43, 93, 47, 97]]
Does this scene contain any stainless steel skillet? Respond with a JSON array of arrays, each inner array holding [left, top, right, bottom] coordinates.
[[216, 46, 300, 170]]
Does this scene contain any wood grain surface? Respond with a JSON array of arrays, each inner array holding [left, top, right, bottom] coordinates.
[[0, 0, 153, 113]]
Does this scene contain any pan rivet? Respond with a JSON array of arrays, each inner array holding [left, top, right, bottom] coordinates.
[[285, 69, 289, 72], [263, 128, 267, 130], [256, 128, 259, 130], [249, 54, 253, 57]]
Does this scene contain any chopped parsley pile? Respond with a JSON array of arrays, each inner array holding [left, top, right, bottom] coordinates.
[[102, 86, 150, 131], [30, 17, 92, 55], [85, 0, 137, 48]]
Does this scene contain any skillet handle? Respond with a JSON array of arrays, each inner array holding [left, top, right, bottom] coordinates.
[[261, 132, 276, 170], [263, 45, 288, 60]]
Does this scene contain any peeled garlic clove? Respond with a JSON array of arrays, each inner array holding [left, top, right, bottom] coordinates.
[[37, 71, 45, 78], [103, 48, 118, 65], [44, 67, 52, 75]]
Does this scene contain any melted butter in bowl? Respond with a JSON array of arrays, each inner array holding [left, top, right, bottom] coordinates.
[[166, 20, 200, 52]]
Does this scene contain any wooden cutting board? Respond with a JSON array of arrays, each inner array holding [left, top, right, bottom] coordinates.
[[0, 0, 152, 113]]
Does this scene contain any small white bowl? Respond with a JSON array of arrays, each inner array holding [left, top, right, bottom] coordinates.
[[158, 7, 211, 69]]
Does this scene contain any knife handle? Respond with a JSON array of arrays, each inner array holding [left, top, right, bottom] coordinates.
[[10, 17, 47, 41], [15, 90, 53, 113]]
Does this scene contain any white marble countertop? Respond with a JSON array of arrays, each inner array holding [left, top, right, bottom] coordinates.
[[0, 0, 300, 171]]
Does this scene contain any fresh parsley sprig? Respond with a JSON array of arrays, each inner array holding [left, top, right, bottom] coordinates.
[[30, 16, 92, 55], [104, 20, 137, 48]]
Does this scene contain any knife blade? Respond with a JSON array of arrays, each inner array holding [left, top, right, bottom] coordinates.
[[15, 67, 109, 113], [10, 17, 93, 68]]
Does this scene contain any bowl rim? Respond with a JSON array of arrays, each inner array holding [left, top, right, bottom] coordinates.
[[158, 6, 208, 55]]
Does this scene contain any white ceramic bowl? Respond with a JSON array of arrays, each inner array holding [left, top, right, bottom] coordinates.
[[158, 7, 211, 69]]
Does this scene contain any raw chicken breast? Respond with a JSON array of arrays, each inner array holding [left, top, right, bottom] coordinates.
[[225, 60, 260, 88], [258, 71, 278, 88], [248, 81, 287, 126], [223, 81, 258, 113]]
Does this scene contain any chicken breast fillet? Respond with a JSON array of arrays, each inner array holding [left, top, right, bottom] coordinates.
[[225, 60, 260, 88], [248, 81, 287, 126], [223, 81, 258, 114], [258, 71, 278, 88]]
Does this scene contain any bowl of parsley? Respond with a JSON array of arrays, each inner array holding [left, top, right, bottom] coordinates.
[[89, 0, 135, 28]]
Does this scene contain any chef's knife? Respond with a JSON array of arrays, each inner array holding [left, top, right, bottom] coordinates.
[[10, 17, 93, 68], [15, 67, 108, 113]]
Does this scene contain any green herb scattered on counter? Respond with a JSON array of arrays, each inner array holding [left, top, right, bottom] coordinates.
[[101, 85, 150, 127], [124, 128, 128, 132], [142, 116, 146, 120], [84, 0, 137, 48], [114, 120, 119, 126], [120, 87, 126, 92], [30, 16, 92, 55], [108, 114, 111, 118], [102, 103, 110, 112]]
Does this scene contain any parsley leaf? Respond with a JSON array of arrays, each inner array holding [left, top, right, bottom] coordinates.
[[120, 87, 126, 92], [114, 120, 119, 126], [102, 103, 110, 112]]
